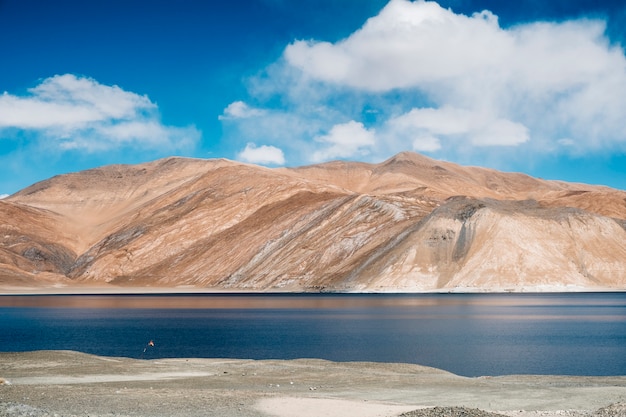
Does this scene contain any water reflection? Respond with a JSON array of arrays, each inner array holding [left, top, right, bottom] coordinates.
[[1, 292, 625, 313], [2, 293, 625, 376]]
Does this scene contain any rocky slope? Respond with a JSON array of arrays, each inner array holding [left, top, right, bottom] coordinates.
[[1, 152, 625, 292]]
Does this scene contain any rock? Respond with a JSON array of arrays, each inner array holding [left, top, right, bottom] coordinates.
[[400, 406, 508, 417], [592, 402, 626, 417]]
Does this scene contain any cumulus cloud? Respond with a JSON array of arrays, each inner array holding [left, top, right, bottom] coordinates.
[[237, 142, 286, 165], [219, 0, 626, 166], [285, 1, 507, 92], [284, 1, 623, 96], [0, 74, 199, 152], [311, 121, 376, 162], [0, 74, 155, 130], [218, 101, 266, 120]]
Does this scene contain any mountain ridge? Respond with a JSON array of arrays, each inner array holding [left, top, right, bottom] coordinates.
[[1, 152, 625, 292]]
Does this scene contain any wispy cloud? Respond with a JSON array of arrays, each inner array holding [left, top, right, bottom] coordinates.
[[384, 107, 529, 149], [0, 74, 200, 152], [220, 0, 626, 166]]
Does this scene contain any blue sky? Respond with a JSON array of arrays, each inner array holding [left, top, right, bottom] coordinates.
[[1, 0, 626, 196]]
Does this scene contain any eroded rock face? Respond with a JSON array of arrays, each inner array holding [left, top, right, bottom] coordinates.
[[352, 197, 626, 291], [2, 152, 626, 291]]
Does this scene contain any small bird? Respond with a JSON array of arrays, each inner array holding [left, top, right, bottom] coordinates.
[[141, 340, 155, 358]]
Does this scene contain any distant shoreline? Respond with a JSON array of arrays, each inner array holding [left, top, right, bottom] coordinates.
[[2, 284, 625, 296]]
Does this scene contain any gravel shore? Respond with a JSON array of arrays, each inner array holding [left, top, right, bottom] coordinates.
[[1, 351, 625, 417]]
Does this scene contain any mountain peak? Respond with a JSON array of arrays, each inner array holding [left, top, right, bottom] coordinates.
[[380, 151, 439, 167]]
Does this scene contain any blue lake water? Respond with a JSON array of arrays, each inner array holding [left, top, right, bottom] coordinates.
[[1, 292, 626, 377]]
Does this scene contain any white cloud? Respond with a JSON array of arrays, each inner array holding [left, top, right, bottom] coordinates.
[[412, 135, 441, 152], [219, 93, 347, 161], [218, 101, 266, 120], [220, 0, 626, 167], [280, 0, 626, 153], [284, 0, 622, 95], [0, 74, 199, 152], [237, 142, 285, 165], [58, 121, 199, 152], [312, 121, 375, 162], [0, 74, 153, 129], [284, 0, 507, 92], [386, 107, 528, 148], [0, 194, 8, 199]]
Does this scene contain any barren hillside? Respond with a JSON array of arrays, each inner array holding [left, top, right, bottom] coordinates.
[[2, 152, 625, 292]]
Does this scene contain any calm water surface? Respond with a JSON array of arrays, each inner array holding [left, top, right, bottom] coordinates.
[[1, 293, 625, 377]]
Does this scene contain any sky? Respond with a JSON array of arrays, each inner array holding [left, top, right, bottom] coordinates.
[[1, 0, 626, 196]]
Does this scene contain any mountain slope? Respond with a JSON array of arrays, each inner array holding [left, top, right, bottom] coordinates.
[[350, 197, 626, 291], [2, 152, 625, 292]]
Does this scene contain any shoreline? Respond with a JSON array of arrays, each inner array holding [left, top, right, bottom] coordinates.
[[1, 351, 625, 417], [1, 284, 625, 296]]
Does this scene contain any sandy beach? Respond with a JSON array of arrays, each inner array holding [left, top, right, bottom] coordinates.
[[1, 351, 626, 417]]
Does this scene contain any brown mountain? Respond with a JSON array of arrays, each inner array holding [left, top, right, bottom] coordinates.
[[2, 152, 625, 292]]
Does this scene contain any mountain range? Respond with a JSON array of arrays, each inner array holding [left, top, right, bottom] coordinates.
[[2, 151, 625, 292]]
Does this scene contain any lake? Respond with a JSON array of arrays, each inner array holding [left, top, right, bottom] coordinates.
[[1, 292, 625, 377]]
